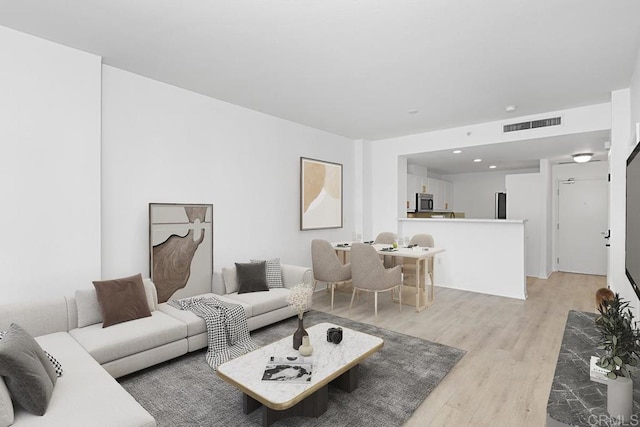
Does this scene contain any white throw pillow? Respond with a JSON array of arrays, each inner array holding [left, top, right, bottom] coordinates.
[[222, 267, 239, 294], [250, 258, 284, 288], [0, 376, 13, 427], [75, 288, 103, 328]]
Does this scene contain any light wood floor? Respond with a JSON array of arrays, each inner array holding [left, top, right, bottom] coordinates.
[[311, 272, 605, 427]]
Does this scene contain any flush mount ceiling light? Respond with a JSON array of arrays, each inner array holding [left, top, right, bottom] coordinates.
[[572, 153, 594, 163], [407, 109, 419, 114], [489, 165, 497, 169], [453, 150, 462, 154], [505, 105, 518, 112], [473, 158, 482, 163]]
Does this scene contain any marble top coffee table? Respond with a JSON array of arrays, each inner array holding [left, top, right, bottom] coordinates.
[[216, 322, 383, 426]]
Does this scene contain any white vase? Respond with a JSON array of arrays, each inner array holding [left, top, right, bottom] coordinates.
[[299, 336, 313, 356], [607, 376, 633, 422]]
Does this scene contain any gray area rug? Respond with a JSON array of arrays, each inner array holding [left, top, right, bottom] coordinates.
[[119, 310, 465, 426]]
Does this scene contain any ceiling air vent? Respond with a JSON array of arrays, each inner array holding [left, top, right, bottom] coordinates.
[[503, 116, 561, 133]]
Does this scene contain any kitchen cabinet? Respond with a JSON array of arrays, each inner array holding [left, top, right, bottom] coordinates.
[[407, 174, 453, 211], [427, 178, 453, 210], [407, 174, 428, 211]]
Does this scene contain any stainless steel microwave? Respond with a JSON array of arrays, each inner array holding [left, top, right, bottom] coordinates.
[[416, 193, 434, 212]]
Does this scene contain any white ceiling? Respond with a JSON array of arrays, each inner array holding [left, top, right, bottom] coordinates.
[[408, 130, 611, 175], [1, 1, 639, 172]]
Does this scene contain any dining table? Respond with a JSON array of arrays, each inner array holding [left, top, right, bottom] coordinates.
[[333, 242, 445, 312]]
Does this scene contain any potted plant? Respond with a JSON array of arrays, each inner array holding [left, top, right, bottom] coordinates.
[[596, 293, 640, 421]]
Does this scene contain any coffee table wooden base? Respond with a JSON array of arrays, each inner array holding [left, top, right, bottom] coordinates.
[[243, 365, 359, 427]]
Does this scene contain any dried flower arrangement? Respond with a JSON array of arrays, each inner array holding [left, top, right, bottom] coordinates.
[[287, 283, 314, 319]]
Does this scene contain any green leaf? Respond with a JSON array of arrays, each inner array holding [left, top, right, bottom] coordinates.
[[613, 335, 618, 346], [614, 356, 623, 367], [607, 372, 618, 379]]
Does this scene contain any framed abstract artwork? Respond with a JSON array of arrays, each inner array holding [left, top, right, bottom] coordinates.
[[149, 203, 213, 303], [300, 157, 343, 230]]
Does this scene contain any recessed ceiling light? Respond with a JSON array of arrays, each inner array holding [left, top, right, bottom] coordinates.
[[453, 150, 462, 154], [408, 109, 419, 114], [505, 105, 518, 112], [473, 158, 482, 163], [489, 165, 497, 169]]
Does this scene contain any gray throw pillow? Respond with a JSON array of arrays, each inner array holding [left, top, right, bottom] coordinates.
[[0, 331, 62, 377], [235, 262, 269, 294], [0, 376, 13, 427], [0, 324, 57, 416], [250, 258, 284, 288]]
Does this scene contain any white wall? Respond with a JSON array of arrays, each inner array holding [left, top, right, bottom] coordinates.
[[624, 48, 640, 311], [366, 104, 612, 238], [611, 88, 635, 308], [101, 66, 355, 279], [0, 26, 102, 303], [539, 160, 553, 278], [506, 173, 541, 277], [441, 170, 536, 219]]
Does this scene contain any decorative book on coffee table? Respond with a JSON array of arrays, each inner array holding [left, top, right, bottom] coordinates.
[[261, 356, 313, 383]]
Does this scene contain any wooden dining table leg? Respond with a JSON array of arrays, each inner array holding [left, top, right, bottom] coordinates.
[[412, 257, 430, 312]]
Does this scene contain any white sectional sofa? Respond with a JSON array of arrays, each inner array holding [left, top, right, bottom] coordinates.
[[0, 263, 312, 427], [0, 299, 156, 427], [158, 264, 313, 351]]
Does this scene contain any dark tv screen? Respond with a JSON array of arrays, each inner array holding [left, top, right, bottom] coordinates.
[[626, 139, 640, 300]]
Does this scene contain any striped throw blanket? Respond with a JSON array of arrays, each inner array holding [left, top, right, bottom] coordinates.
[[169, 296, 258, 370]]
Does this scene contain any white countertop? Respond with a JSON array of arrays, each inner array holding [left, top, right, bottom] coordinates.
[[398, 217, 526, 224]]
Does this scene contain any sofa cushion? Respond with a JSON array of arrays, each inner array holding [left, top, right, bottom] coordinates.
[[93, 273, 152, 328], [77, 279, 157, 328], [158, 294, 252, 337], [251, 258, 284, 288], [69, 311, 186, 365], [221, 267, 239, 294], [0, 324, 56, 416], [10, 332, 156, 427], [0, 376, 13, 427], [235, 262, 269, 294], [224, 288, 291, 317], [76, 288, 104, 328], [0, 299, 69, 338]]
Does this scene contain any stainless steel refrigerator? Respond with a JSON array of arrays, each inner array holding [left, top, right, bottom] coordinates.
[[495, 192, 507, 219]]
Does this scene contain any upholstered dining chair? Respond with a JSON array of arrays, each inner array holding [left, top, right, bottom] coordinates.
[[374, 232, 396, 245], [311, 239, 352, 311], [350, 243, 402, 317], [374, 231, 397, 268], [403, 233, 435, 286]]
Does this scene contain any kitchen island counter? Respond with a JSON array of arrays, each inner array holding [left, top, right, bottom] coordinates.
[[398, 217, 527, 300], [403, 217, 523, 224]]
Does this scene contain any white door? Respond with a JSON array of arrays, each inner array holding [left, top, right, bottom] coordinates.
[[557, 178, 608, 275]]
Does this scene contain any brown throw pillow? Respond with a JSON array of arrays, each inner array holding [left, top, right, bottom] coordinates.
[[92, 273, 152, 328], [235, 262, 269, 294]]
